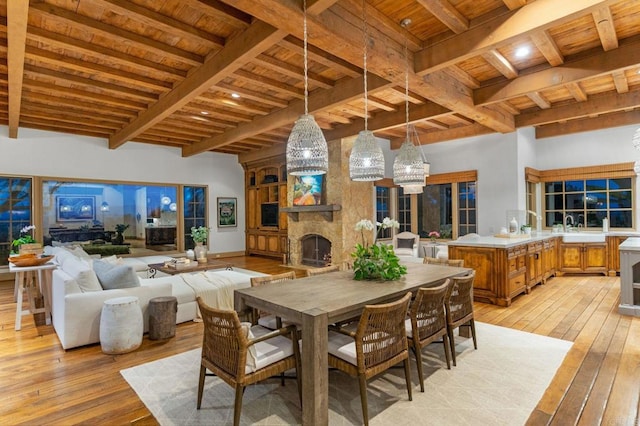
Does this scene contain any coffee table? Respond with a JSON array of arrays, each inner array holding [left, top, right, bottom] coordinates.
[[147, 259, 233, 278]]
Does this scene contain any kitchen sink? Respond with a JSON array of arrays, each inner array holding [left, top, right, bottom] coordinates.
[[562, 233, 606, 243]]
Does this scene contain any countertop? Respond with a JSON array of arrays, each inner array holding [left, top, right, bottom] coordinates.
[[619, 237, 640, 251], [447, 231, 640, 249]]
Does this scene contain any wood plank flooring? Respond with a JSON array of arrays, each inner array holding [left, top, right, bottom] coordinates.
[[0, 256, 638, 425]]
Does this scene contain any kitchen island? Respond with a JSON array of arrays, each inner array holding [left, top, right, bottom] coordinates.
[[448, 234, 560, 306]]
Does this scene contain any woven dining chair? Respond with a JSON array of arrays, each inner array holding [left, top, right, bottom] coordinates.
[[406, 280, 451, 392], [444, 271, 477, 366], [423, 257, 465, 267], [196, 297, 301, 426], [327, 292, 413, 426], [305, 264, 340, 277], [250, 271, 296, 329]]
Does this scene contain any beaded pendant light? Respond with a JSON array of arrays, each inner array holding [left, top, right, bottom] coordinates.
[[393, 19, 424, 187], [349, 0, 384, 181], [286, 0, 328, 176]]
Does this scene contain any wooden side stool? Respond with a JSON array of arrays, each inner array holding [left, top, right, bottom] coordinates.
[[148, 296, 178, 340]]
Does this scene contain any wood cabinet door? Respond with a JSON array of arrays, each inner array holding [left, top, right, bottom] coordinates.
[[247, 188, 257, 230], [560, 244, 583, 271], [584, 243, 607, 272], [257, 235, 267, 251], [247, 234, 257, 250], [267, 235, 279, 253]]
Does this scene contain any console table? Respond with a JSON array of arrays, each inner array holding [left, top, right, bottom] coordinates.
[[145, 226, 176, 246], [10, 261, 57, 330]]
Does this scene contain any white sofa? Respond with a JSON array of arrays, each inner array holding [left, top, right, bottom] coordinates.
[[47, 246, 267, 349]]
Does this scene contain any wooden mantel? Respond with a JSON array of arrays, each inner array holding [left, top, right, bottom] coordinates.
[[280, 204, 342, 222]]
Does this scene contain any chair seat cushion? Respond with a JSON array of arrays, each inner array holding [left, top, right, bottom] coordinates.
[[404, 318, 413, 338], [257, 315, 297, 330], [245, 325, 294, 374]]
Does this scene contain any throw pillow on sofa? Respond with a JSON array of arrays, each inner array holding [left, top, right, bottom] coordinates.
[[93, 260, 140, 290], [63, 256, 102, 292]]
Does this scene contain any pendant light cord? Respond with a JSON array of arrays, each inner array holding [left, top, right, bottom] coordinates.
[[303, 0, 309, 115], [404, 34, 409, 142], [362, 0, 368, 131]]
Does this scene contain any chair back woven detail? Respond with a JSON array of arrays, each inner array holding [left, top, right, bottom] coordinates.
[[409, 281, 451, 390], [356, 293, 411, 372], [444, 271, 477, 366], [199, 301, 246, 380], [305, 264, 340, 277], [411, 281, 449, 342], [196, 297, 301, 426], [328, 292, 413, 425], [250, 271, 296, 324], [423, 257, 464, 267]]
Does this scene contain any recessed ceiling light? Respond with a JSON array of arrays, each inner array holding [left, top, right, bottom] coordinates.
[[515, 46, 530, 58], [231, 93, 240, 99], [200, 111, 209, 115]]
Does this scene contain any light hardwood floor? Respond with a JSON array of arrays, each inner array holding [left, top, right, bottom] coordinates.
[[0, 256, 638, 425]]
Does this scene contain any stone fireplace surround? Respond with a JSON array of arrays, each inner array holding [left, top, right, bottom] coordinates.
[[285, 136, 374, 268]]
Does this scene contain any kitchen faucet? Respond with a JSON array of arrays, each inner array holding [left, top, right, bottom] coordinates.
[[564, 214, 574, 232]]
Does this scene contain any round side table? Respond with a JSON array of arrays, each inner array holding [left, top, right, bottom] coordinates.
[[148, 296, 178, 340], [100, 296, 143, 354]]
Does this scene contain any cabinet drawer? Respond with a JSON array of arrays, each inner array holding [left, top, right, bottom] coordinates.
[[508, 272, 526, 295]]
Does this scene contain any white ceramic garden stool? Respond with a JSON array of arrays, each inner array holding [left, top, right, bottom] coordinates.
[[100, 296, 143, 354]]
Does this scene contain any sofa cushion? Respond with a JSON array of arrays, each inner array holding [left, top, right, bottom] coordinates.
[[93, 260, 140, 290], [63, 257, 102, 292]]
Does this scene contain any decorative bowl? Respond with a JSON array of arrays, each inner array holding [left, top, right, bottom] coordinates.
[[8, 255, 55, 267]]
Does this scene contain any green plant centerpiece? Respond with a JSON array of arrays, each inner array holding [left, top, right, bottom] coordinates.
[[352, 217, 407, 281], [113, 223, 129, 245], [190, 226, 211, 263]]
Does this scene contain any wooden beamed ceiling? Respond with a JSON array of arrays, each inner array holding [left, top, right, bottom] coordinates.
[[1, 0, 640, 160]]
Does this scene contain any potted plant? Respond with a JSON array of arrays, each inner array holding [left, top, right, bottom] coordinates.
[[351, 218, 407, 281], [190, 226, 211, 263], [114, 223, 129, 245], [521, 224, 532, 235]]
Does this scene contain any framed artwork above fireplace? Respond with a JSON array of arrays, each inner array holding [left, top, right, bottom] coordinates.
[[293, 175, 325, 206]]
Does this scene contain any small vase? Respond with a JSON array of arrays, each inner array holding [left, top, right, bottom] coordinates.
[[194, 242, 207, 263]]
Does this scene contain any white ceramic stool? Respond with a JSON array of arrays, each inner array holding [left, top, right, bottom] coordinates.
[[100, 296, 143, 354]]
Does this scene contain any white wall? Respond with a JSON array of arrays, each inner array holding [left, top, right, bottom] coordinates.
[[385, 123, 640, 236], [0, 127, 245, 254]]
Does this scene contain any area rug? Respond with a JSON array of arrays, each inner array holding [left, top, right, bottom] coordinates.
[[121, 322, 572, 425]]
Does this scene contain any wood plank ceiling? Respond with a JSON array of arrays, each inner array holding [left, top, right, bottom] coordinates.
[[2, 0, 640, 162]]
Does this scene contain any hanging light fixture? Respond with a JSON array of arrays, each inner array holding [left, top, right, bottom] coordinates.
[[393, 19, 424, 187], [349, 0, 385, 181], [286, 0, 328, 176]]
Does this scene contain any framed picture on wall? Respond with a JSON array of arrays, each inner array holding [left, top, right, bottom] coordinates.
[[56, 196, 96, 222], [217, 197, 237, 227], [293, 175, 325, 206]]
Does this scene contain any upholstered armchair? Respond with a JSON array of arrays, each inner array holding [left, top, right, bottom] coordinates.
[[391, 231, 421, 258]]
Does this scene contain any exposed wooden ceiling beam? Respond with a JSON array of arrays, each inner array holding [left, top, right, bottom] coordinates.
[[592, 6, 618, 51], [7, 0, 28, 138], [527, 92, 551, 109], [188, 0, 252, 27], [415, 0, 469, 34], [566, 82, 588, 102], [530, 30, 564, 66], [278, 36, 361, 78], [234, 69, 305, 98], [474, 38, 640, 105], [29, 2, 204, 66], [502, 0, 527, 10], [612, 70, 629, 93], [109, 21, 287, 148], [182, 74, 393, 155], [227, 0, 513, 133], [535, 109, 640, 138], [26, 25, 187, 79], [215, 82, 289, 108], [415, 0, 619, 74], [252, 54, 334, 89], [517, 88, 640, 127], [99, 0, 225, 48], [482, 49, 519, 79]]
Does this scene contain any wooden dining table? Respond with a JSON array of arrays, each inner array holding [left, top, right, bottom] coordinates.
[[234, 262, 470, 425]]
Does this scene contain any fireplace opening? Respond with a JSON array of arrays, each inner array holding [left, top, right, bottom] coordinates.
[[301, 234, 331, 266]]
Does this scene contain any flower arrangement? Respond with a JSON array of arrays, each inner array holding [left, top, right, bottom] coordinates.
[[190, 226, 211, 243], [351, 217, 407, 281], [428, 230, 440, 243], [12, 225, 37, 253]]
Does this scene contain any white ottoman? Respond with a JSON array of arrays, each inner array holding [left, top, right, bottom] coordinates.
[[100, 296, 143, 354]]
